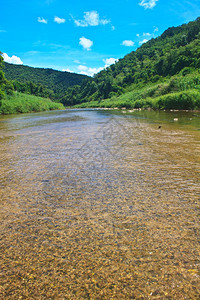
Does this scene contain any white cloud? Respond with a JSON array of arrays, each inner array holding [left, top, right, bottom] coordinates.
[[78, 66, 104, 76], [2, 53, 23, 65], [74, 59, 81, 64], [103, 58, 119, 67], [79, 37, 93, 51], [100, 19, 110, 25], [38, 17, 48, 24], [122, 40, 134, 47], [137, 26, 159, 45], [75, 58, 118, 77], [62, 68, 73, 73], [137, 32, 151, 39], [54, 16, 66, 24], [139, 39, 149, 45], [77, 65, 88, 71], [143, 32, 151, 36], [72, 11, 110, 27], [139, 0, 158, 9]]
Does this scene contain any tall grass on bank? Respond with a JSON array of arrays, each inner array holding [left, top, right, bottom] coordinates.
[[74, 73, 200, 110], [0, 92, 64, 114], [152, 90, 200, 110], [74, 89, 200, 110]]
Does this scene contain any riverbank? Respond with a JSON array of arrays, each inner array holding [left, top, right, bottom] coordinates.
[[74, 89, 200, 110], [73, 73, 200, 110], [0, 92, 64, 115]]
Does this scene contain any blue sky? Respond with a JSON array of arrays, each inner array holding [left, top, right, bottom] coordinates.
[[1, 0, 200, 76]]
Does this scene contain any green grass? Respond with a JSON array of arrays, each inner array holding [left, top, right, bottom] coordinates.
[[74, 72, 200, 110], [0, 92, 64, 114]]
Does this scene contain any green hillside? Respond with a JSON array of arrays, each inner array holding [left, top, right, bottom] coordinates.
[[0, 53, 64, 114], [3, 63, 89, 99], [62, 17, 200, 110]]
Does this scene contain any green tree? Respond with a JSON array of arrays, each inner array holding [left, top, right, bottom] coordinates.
[[0, 52, 14, 99], [0, 52, 5, 99]]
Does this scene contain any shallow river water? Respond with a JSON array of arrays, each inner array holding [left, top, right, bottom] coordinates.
[[0, 109, 199, 299]]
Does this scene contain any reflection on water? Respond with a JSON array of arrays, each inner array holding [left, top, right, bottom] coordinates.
[[0, 109, 199, 299]]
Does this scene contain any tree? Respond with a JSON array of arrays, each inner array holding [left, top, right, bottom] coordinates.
[[0, 52, 7, 99], [0, 52, 14, 98]]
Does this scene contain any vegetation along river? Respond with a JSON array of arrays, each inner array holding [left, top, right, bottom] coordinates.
[[0, 109, 199, 299]]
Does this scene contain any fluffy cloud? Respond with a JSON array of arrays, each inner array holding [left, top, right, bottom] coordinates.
[[78, 66, 104, 76], [76, 58, 118, 76], [62, 57, 119, 77], [54, 16, 66, 24], [143, 32, 151, 36], [77, 65, 88, 71], [137, 27, 159, 45], [103, 58, 119, 67], [2, 53, 23, 65], [137, 33, 151, 37], [72, 11, 110, 27], [79, 37, 93, 51], [38, 17, 48, 24], [74, 60, 81, 64], [139, 0, 158, 9], [122, 40, 134, 47], [139, 39, 149, 45], [62, 68, 74, 73]]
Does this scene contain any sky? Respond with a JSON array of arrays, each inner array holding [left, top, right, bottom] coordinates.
[[1, 0, 200, 76]]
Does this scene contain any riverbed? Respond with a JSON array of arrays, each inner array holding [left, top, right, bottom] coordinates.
[[0, 109, 199, 299]]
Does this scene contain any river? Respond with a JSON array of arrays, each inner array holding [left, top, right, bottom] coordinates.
[[0, 109, 199, 299]]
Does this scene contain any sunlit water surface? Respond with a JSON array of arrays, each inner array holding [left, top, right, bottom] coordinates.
[[0, 109, 199, 299]]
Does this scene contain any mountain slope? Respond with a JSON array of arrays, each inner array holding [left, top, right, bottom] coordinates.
[[3, 63, 89, 99]]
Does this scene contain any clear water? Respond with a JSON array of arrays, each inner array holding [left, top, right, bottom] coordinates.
[[0, 109, 199, 299]]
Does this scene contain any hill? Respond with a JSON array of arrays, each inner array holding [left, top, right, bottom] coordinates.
[[0, 54, 64, 114], [3, 63, 89, 100], [62, 17, 200, 110]]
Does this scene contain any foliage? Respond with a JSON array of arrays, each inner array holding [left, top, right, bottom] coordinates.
[[0, 52, 14, 99], [12, 80, 55, 100], [0, 92, 64, 115]]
